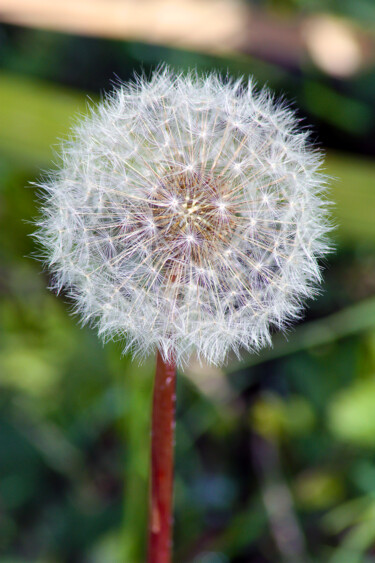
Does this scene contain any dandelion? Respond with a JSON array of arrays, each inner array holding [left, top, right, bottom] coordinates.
[[34, 68, 331, 563], [36, 70, 330, 367]]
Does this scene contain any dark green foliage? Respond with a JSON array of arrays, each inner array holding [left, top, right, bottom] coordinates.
[[1, 20, 375, 563]]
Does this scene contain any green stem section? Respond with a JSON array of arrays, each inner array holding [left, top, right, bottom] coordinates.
[[148, 350, 177, 563]]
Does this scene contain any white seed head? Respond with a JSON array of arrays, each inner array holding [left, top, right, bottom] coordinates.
[[34, 68, 332, 366]]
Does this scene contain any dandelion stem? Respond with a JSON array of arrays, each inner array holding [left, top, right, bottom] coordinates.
[[148, 350, 176, 563]]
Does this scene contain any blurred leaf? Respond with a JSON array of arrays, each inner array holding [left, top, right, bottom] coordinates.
[[325, 500, 375, 563], [113, 355, 153, 563], [350, 460, 375, 494], [89, 529, 123, 563], [0, 346, 58, 396], [327, 152, 375, 243], [8, 404, 85, 479], [322, 497, 372, 535], [328, 377, 375, 446], [214, 498, 267, 556], [252, 394, 289, 440], [294, 469, 345, 510], [251, 393, 315, 441], [0, 72, 87, 167]]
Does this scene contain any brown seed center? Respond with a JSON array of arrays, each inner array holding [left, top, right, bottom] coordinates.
[[151, 170, 236, 263]]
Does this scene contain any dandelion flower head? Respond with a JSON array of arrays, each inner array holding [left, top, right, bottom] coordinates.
[[36, 68, 331, 366]]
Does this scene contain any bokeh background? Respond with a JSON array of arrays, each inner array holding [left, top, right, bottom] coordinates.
[[1, 1, 375, 562]]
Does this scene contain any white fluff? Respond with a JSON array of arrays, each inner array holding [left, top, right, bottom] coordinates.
[[34, 68, 332, 366]]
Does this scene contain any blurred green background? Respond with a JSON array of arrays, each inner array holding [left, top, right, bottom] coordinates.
[[1, 1, 375, 561]]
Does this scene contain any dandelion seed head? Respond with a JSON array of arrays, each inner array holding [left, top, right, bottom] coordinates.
[[35, 68, 331, 367]]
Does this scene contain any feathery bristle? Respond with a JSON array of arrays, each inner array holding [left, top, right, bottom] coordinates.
[[34, 68, 332, 366]]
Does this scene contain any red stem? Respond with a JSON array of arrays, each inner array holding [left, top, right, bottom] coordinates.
[[148, 350, 177, 563]]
